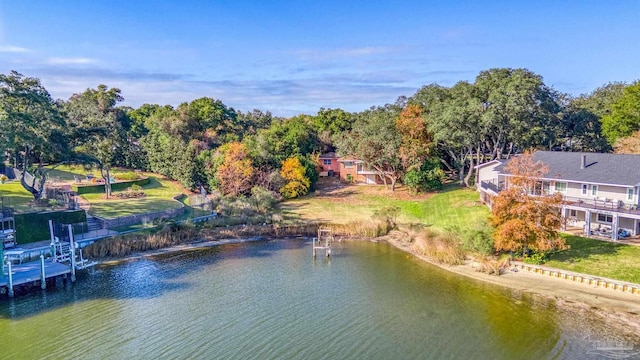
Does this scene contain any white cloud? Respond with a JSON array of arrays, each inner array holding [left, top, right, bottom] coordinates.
[[47, 57, 96, 65], [0, 45, 32, 53]]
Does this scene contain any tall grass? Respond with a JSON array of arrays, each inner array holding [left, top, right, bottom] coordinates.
[[84, 223, 199, 258], [411, 228, 465, 265], [326, 220, 394, 238]]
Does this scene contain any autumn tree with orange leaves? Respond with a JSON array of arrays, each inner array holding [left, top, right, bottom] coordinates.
[[396, 104, 433, 172], [489, 151, 565, 254], [216, 142, 255, 196]]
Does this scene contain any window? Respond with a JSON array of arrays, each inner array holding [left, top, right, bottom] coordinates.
[[570, 209, 577, 217], [628, 188, 634, 201], [581, 184, 588, 195], [591, 185, 598, 196], [597, 213, 613, 223], [555, 182, 567, 193], [323, 159, 332, 166], [343, 161, 354, 168], [542, 182, 550, 195]]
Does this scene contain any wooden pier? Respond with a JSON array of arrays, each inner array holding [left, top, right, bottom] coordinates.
[[0, 257, 72, 297], [0, 222, 96, 298], [312, 228, 334, 258]]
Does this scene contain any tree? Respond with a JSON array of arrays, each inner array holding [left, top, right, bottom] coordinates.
[[216, 142, 254, 196], [614, 130, 640, 154], [279, 157, 310, 199], [0, 71, 68, 201], [601, 82, 640, 145], [489, 151, 565, 254], [475, 68, 561, 159], [396, 104, 433, 172], [64, 85, 127, 198], [334, 105, 402, 190]]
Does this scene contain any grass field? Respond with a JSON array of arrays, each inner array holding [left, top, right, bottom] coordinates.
[[280, 180, 490, 231], [546, 235, 640, 284], [82, 176, 186, 218], [46, 165, 137, 182], [0, 181, 34, 212]]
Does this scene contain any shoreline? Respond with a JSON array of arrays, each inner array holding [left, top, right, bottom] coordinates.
[[94, 232, 640, 333], [383, 235, 640, 334]]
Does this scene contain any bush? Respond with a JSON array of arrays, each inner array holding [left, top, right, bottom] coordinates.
[[116, 171, 139, 181], [403, 159, 445, 193], [453, 223, 494, 256], [73, 177, 150, 194], [113, 187, 146, 199], [372, 206, 401, 228], [523, 251, 549, 265], [250, 186, 279, 213]]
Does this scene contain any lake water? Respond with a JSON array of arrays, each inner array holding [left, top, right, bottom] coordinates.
[[0, 239, 638, 359]]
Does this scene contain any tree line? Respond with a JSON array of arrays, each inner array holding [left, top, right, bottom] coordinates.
[[1, 68, 639, 201]]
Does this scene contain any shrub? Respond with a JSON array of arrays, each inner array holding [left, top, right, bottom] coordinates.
[[250, 186, 279, 213], [523, 251, 549, 265], [453, 222, 494, 256], [117, 171, 139, 181], [113, 187, 146, 199], [403, 158, 445, 193], [372, 206, 401, 228]]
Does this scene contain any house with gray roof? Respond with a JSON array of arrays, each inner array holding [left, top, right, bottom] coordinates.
[[476, 151, 640, 241]]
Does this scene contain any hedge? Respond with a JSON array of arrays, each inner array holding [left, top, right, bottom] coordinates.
[[72, 177, 150, 195], [15, 210, 87, 244]]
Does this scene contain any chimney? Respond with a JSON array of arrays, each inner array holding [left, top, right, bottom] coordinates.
[[580, 154, 586, 169]]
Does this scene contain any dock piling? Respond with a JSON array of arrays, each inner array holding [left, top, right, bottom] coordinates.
[[68, 225, 76, 282], [40, 255, 46, 290], [7, 260, 13, 298]]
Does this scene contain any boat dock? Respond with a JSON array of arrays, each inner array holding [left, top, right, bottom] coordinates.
[[1, 222, 97, 298], [0, 257, 72, 296]]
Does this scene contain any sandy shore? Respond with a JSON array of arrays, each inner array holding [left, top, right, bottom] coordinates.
[[384, 236, 640, 334]]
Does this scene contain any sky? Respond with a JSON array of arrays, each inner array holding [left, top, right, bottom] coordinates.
[[0, 1, 638, 117]]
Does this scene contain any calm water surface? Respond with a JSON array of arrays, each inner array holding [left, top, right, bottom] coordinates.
[[0, 239, 638, 359]]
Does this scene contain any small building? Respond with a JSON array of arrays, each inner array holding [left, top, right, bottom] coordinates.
[[338, 159, 387, 184], [318, 152, 340, 177], [476, 151, 640, 240]]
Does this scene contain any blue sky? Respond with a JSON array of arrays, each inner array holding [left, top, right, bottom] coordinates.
[[0, 1, 638, 116]]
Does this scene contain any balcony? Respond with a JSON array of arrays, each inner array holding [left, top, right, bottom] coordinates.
[[479, 180, 503, 194], [562, 195, 640, 216]]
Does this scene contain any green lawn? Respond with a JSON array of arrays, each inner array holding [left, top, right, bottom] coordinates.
[[280, 184, 490, 231], [0, 181, 34, 212], [46, 165, 138, 182], [82, 176, 186, 218], [546, 235, 640, 284]]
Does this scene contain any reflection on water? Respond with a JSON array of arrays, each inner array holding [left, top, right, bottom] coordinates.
[[0, 239, 637, 360]]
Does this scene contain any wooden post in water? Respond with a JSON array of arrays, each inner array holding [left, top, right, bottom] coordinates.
[[7, 260, 13, 298], [40, 254, 46, 290], [48, 220, 56, 258], [67, 225, 76, 282]]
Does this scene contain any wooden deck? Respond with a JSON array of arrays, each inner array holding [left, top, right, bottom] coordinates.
[[0, 259, 71, 288]]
